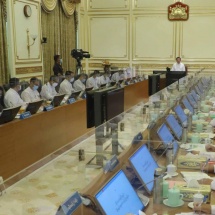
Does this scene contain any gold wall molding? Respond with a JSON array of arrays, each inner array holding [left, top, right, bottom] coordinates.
[[19, 75, 43, 82], [132, 64, 215, 69], [16, 66, 42, 74]]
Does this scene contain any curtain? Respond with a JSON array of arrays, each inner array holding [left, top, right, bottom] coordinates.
[[0, 0, 9, 84], [41, 0, 76, 81]]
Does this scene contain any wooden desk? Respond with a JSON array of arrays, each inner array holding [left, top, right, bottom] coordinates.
[[124, 80, 149, 111], [0, 100, 91, 180], [0, 81, 149, 181]]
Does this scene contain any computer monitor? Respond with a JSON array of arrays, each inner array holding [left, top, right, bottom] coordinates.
[[157, 123, 179, 157], [100, 84, 106, 88], [165, 114, 183, 140], [118, 79, 124, 84], [85, 87, 93, 92], [70, 91, 82, 99], [95, 170, 144, 215], [198, 82, 204, 93], [51, 94, 65, 107], [166, 71, 187, 87], [174, 105, 187, 125], [110, 81, 116, 86], [129, 144, 159, 194], [187, 93, 197, 108], [182, 97, 194, 114], [0, 106, 21, 125], [190, 90, 199, 103], [26, 100, 43, 115]]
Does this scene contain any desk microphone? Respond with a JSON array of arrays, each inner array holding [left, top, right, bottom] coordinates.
[[155, 144, 170, 163]]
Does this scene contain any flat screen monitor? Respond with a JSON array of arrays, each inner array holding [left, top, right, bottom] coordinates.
[[187, 93, 197, 108], [51, 94, 65, 107], [198, 82, 204, 93], [166, 114, 183, 140], [190, 90, 199, 103], [195, 85, 202, 95], [85, 87, 93, 92], [26, 100, 43, 115], [106, 88, 124, 121], [0, 106, 21, 125], [100, 84, 106, 88], [70, 91, 81, 99], [157, 123, 179, 157], [182, 97, 194, 114], [166, 71, 186, 87], [95, 170, 144, 215], [153, 71, 166, 75], [129, 144, 159, 194], [118, 79, 124, 84], [174, 105, 187, 125], [110, 81, 116, 86]]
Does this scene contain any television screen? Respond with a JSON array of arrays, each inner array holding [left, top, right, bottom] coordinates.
[[129, 144, 159, 194], [106, 88, 124, 121], [166, 71, 186, 87], [174, 105, 187, 125], [157, 123, 179, 157], [95, 170, 144, 215], [182, 97, 194, 114], [166, 114, 183, 140]]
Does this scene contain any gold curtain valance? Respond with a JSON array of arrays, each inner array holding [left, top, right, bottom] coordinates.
[[41, 0, 57, 13], [61, 0, 76, 17]]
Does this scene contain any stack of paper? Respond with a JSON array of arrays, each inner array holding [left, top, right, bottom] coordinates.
[[181, 171, 211, 183]]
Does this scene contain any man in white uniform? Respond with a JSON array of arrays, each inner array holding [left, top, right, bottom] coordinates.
[[21, 77, 40, 102], [171, 57, 185, 71], [99, 71, 110, 86], [4, 78, 26, 108], [59, 71, 75, 96], [111, 70, 124, 82], [73, 73, 86, 92], [86, 70, 100, 89], [40, 76, 59, 100]]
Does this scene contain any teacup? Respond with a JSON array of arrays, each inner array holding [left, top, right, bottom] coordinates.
[[203, 105, 210, 113], [191, 133, 200, 143], [193, 193, 204, 204], [192, 115, 198, 121], [168, 186, 183, 206], [167, 163, 177, 176]]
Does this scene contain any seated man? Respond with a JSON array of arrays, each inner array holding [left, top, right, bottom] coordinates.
[[73, 73, 86, 92], [59, 71, 75, 96], [40, 75, 59, 100], [111, 70, 124, 82], [4, 78, 26, 108], [21, 77, 41, 102], [0, 86, 5, 111], [171, 57, 185, 71], [86, 70, 100, 89], [99, 71, 110, 86]]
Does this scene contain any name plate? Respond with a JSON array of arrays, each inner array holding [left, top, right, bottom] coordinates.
[[67, 98, 76, 104], [20, 111, 31, 119], [44, 105, 54, 112], [103, 155, 119, 174], [56, 192, 82, 215], [132, 132, 143, 144]]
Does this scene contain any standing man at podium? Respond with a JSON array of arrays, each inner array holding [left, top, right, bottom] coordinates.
[[171, 57, 185, 71]]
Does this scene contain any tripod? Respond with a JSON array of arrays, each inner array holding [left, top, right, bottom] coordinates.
[[76, 59, 83, 75]]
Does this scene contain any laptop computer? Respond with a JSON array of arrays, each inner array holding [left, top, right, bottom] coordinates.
[[100, 84, 106, 88], [187, 93, 197, 108], [129, 144, 159, 194], [26, 100, 43, 115], [85, 87, 93, 92], [157, 123, 179, 159], [95, 170, 144, 215], [51, 94, 65, 107], [0, 106, 21, 125], [69, 91, 82, 100], [165, 114, 183, 141], [182, 97, 194, 114], [173, 104, 188, 126]]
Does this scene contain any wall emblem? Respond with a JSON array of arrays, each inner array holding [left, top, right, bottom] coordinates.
[[168, 2, 189, 21]]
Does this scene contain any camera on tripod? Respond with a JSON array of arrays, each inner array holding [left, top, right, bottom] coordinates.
[[71, 49, 90, 61]]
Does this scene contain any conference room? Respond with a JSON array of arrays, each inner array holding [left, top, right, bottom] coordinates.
[[1, 0, 215, 214]]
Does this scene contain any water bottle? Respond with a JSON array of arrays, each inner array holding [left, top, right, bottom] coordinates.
[[187, 113, 192, 132], [153, 168, 163, 204], [166, 142, 173, 165], [181, 126, 187, 143]]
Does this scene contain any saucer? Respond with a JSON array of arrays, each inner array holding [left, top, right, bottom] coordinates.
[[163, 199, 184, 208], [188, 202, 194, 209], [167, 172, 178, 177]]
